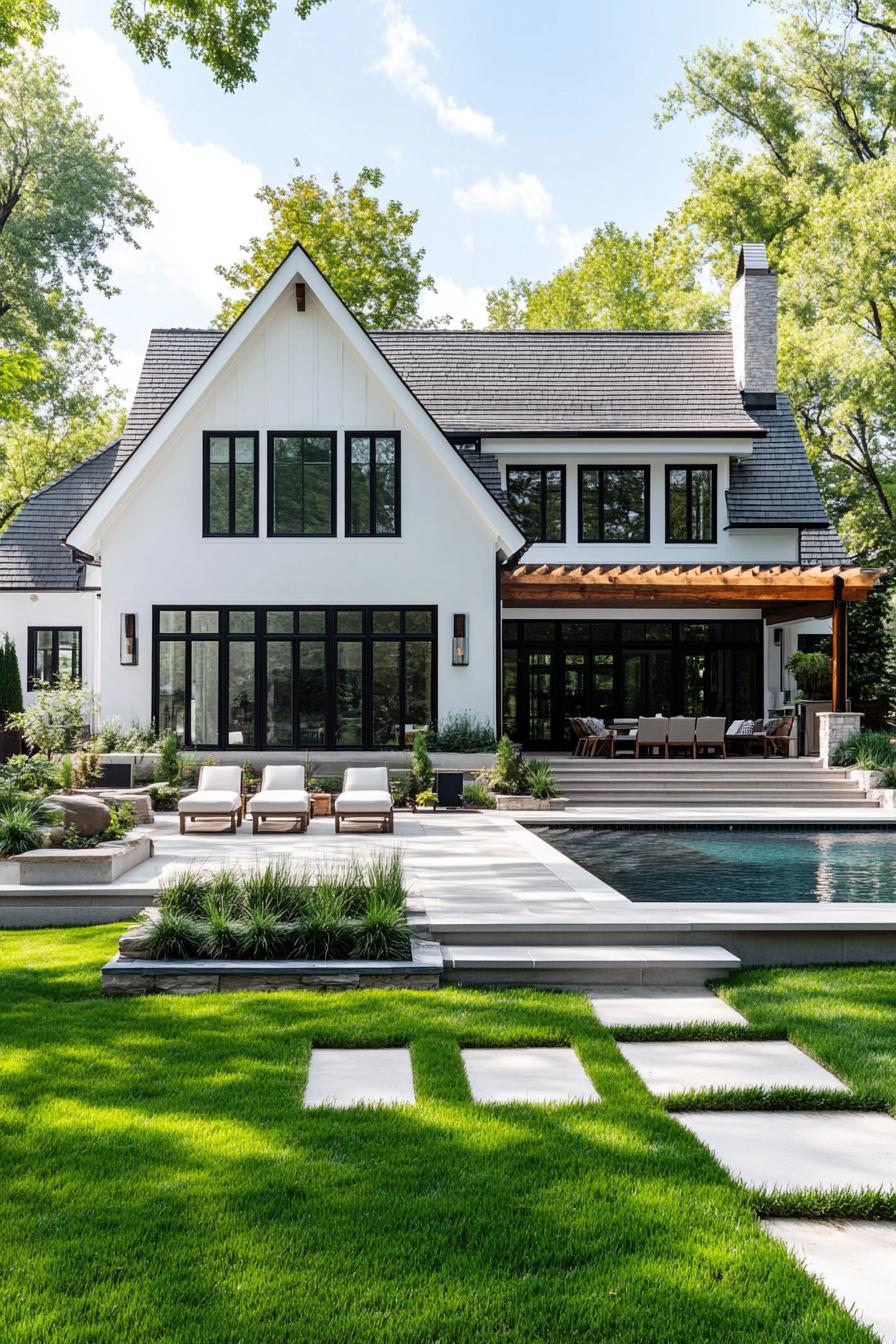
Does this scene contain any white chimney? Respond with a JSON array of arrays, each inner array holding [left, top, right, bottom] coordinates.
[[730, 243, 777, 406]]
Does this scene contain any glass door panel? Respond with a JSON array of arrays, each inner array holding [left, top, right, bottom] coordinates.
[[562, 652, 586, 743], [372, 641, 400, 747], [335, 641, 363, 746], [191, 640, 219, 746], [591, 653, 615, 722], [297, 641, 326, 746], [527, 651, 553, 746], [265, 640, 293, 746], [227, 643, 255, 746]]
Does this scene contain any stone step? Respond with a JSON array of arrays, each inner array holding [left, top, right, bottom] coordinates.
[[440, 942, 741, 987], [554, 792, 873, 806]]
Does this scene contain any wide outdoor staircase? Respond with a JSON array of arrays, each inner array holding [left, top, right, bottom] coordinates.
[[544, 757, 876, 810]]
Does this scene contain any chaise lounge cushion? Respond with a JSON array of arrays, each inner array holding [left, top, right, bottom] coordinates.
[[248, 765, 310, 815], [335, 767, 392, 815], [179, 765, 242, 815]]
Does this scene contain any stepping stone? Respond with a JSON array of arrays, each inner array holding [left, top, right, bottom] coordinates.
[[763, 1219, 896, 1344], [677, 1112, 896, 1192], [304, 1049, 415, 1108], [461, 1047, 600, 1104], [618, 1040, 848, 1097], [590, 988, 747, 1028]]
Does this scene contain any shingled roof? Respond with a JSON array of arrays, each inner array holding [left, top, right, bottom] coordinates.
[[0, 440, 122, 589], [726, 395, 830, 529], [370, 329, 762, 436], [800, 525, 851, 565]]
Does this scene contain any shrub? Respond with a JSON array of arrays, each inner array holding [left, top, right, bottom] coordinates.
[[59, 756, 74, 791], [147, 783, 179, 812], [462, 780, 495, 809], [7, 676, 98, 756], [364, 850, 406, 910], [491, 735, 526, 795], [241, 858, 299, 915], [0, 632, 23, 722], [0, 795, 61, 856], [293, 882, 351, 959], [412, 730, 434, 790], [199, 905, 243, 958], [389, 773, 411, 807], [427, 711, 496, 752], [527, 759, 557, 800], [830, 729, 896, 769], [878, 766, 896, 789], [785, 650, 833, 699], [91, 718, 157, 753], [0, 753, 61, 795], [144, 911, 202, 959], [349, 898, 411, 960], [158, 868, 210, 915], [416, 788, 438, 809], [60, 802, 137, 849], [74, 751, 101, 788], [154, 733, 183, 785], [239, 905, 286, 959]]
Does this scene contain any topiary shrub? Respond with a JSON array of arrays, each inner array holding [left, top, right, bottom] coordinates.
[[491, 735, 527, 795], [154, 733, 183, 785], [412, 730, 434, 790], [0, 632, 23, 723]]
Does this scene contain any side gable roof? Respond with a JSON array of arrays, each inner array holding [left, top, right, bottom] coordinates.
[[67, 243, 525, 558], [370, 330, 763, 437], [0, 439, 121, 589], [726, 395, 830, 529]]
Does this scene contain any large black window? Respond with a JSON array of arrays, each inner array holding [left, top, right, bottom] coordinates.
[[27, 627, 81, 689], [267, 433, 336, 536], [346, 433, 400, 536], [506, 466, 565, 542], [153, 606, 435, 750], [666, 465, 716, 543], [578, 466, 649, 542], [203, 432, 258, 537]]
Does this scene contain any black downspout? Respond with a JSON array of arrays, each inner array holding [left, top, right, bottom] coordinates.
[[495, 553, 503, 737]]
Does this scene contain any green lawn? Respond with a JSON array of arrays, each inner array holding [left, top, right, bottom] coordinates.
[[0, 927, 887, 1344]]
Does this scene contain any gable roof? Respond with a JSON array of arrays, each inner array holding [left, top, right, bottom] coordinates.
[[726, 396, 830, 529], [66, 243, 525, 559], [800, 524, 851, 565], [0, 439, 121, 589], [369, 329, 763, 437]]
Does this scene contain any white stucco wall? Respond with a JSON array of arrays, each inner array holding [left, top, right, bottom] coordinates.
[[95, 287, 501, 732]]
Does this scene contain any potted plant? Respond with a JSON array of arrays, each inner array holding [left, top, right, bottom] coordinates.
[[415, 788, 438, 811]]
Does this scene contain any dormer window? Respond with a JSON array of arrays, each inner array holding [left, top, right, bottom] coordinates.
[[578, 466, 649, 543], [666, 466, 716, 544], [506, 466, 565, 542], [203, 432, 258, 537]]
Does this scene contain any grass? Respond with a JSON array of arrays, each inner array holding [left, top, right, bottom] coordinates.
[[0, 929, 884, 1342]]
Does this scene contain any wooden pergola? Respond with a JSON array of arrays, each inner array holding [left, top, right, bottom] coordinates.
[[501, 562, 886, 712]]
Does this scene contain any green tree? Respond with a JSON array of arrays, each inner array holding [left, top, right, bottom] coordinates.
[[486, 222, 724, 331], [215, 165, 433, 329], [0, 632, 23, 721], [0, 0, 56, 58], [657, 0, 896, 564]]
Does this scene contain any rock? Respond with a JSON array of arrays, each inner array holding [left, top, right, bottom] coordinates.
[[45, 793, 111, 837]]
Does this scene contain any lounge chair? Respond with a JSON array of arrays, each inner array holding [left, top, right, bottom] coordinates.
[[667, 716, 697, 758], [767, 713, 795, 758], [334, 766, 394, 834], [570, 717, 614, 758], [178, 765, 243, 834], [247, 764, 310, 834], [635, 717, 669, 759], [696, 716, 727, 758]]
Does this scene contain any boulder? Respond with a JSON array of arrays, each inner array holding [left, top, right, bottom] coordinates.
[[45, 793, 111, 837]]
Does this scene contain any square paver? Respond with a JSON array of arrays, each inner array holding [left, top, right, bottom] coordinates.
[[618, 1040, 848, 1097], [764, 1219, 896, 1344], [461, 1047, 600, 1104], [677, 1111, 896, 1192], [590, 989, 748, 1028], [304, 1049, 415, 1108]]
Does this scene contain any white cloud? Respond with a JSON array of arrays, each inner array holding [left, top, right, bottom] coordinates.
[[46, 28, 268, 313], [535, 222, 591, 263], [375, 2, 504, 145], [463, 232, 475, 253], [453, 171, 553, 221], [419, 277, 489, 327]]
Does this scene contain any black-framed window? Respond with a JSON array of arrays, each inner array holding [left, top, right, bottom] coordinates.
[[505, 466, 565, 542], [202, 432, 259, 537], [27, 627, 81, 689], [666, 465, 717, 544], [267, 432, 336, 536], [346, 433, 400, 537], [578, 466, 649, 543], [153, 605, 435, 750]]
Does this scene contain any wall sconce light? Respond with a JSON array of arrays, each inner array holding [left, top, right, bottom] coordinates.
[[452, 613, 469, 666], [120, 613, 138, 665]]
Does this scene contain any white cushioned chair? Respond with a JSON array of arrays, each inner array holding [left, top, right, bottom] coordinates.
[[178, 765, 243, 834], [635, 717, 669, 759], [334, 767, 394, 834], [247, 765, 310, 834]]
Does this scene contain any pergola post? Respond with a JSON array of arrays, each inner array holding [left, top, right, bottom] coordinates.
[[832, 575, 848, 712]]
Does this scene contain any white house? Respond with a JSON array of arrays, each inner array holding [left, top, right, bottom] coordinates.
[[0, 242, 882, 752]]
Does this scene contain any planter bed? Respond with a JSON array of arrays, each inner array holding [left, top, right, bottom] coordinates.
[[17, 833, 153, 886], [102, 933, 443, 995], [493, 795, 568, 812]]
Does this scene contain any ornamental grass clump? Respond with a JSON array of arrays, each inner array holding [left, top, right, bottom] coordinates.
[[526, 758, 558, 800], [831, 728, 896, 769], [145, 855, 411, 961]]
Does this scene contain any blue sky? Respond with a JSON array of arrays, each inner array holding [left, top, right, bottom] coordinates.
[[50, 0, 777, 396]]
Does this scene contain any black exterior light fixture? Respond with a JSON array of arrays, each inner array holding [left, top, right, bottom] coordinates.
[[452, 613, 469, 666], [120, 613, 138, 665]]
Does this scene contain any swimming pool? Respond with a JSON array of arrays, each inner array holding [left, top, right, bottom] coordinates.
[[535, 828, 896, 903]]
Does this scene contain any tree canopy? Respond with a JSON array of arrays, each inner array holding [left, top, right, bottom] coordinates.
[[215, 165, 434, 329]]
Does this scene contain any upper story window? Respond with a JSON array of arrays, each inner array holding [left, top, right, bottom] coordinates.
[[666, 466, 716, 544], [203, 432, 258, 537], [267, 433, 336, 537], [506, 466, 565, 542], [579, 466, 649, 543], [27, 627, 81, 689], [346, 433, 400, 537]]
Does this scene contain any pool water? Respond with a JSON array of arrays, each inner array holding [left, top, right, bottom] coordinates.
[[536, 828, 896, 903]]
